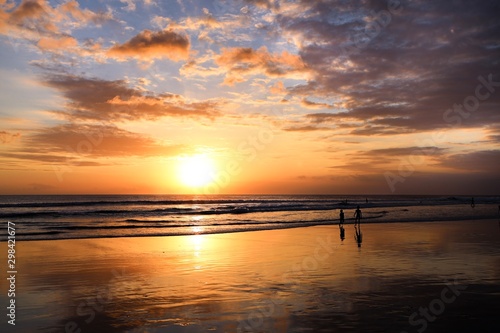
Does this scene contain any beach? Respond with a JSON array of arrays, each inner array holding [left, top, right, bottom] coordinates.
[[1, 219, 500, 333], [2, 0, 499, 332]]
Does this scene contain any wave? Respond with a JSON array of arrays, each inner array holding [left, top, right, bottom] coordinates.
[[2, 196, 497, 220], [1, 194, 499, 242], [0, 197, 338, 209], [1, 194, 498, 209], [11, 215, 498, 242]]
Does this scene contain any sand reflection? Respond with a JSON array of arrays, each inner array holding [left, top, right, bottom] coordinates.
[[1, 220, 499, 332]]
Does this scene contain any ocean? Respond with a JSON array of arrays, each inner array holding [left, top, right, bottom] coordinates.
[[1, 194, 499, 241]]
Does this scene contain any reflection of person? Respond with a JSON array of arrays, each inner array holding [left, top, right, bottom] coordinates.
[[354, 225, 362, 248], [339, 209, 346, 241], [354, 206, 362, 226]]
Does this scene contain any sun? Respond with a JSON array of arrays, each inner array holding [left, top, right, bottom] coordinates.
[[177, 154, 216, 188]]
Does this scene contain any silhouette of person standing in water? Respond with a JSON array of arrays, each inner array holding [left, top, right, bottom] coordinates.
[[354, 206, 362, 226], [339, 209, 345, 241], [471, 197, 475, 208], [354, 224, 362, 247]]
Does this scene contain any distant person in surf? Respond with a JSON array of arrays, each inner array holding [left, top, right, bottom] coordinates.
[[471, 197, 475, 208], [354, 224, 362, 247], [354, 206, 362, 226]]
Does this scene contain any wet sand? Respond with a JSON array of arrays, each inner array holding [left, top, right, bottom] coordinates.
[[1, 219, 500, 332]]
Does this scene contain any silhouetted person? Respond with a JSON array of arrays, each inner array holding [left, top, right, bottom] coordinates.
[[471, 197, 475, 208], [354, 224, 362, 248], [338, 209, 346, 241], [354, 206, 362, 226]]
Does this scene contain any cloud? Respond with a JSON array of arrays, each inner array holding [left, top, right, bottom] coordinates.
[[269, 81, 286, 94], [326, 147, 500, 194], [119, 0, 136, 12], [380, 171, 500, 195], [0, 123, 185, 165], [107, 29, 190, 61], [486, 125, 500, 143], [301, 98, 333, 109], [327, 146, 448, 174], [0, 131, 21, 143], [0, 0, 113, 58], [4, 0, 58, 34], [0, 10, 7, 32], [8, 0, 46, 21], [283, 125, 329, 132], [215, 46, 310, 85], [271, 0, 500, 135], [362, 146, 448, 157], [180, 58, 224, 78], [244, 0, 277, 10], [0, 151, 74, 164], [26, 123, 184, 157], [37, 35, 78, 50], [437, 150, 500, 173], [42, 74, 219, 121], [59, 1, 113, 27], [107, 95, 220, 119], [1, 0, 112, 35]]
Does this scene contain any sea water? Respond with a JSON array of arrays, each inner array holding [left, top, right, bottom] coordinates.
[[0, 194, 498, 240]]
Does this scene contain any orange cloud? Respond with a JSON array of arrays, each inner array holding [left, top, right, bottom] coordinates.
[[25, 123, 184, 158], [108, 29, 190, 61], [8, 0, 46, 22], [0, 10, 8, 32], [43, 74, 219, 121], [269, 81, 286, 94], [0, 131, 21, 144], [216, 46, 309, 85], [244, 0, 277, 10], [0, 124, 185, 167], [301, 98, 333, 109], [59, 0, 112, 26], [0, 0, 113, 51], [6, 0, 58, 34], [37, 35, 78, 50], [106, 95, 220, 120]]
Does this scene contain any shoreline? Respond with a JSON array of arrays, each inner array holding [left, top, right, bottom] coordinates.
[[3, 217, 499, 243], [1, 219, 499, 332]]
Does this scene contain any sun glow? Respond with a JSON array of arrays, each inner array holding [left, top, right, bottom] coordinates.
[[178, 154, 216, 188]]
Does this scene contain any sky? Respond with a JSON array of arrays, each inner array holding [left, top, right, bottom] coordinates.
[[0, 0, 499, 195]]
